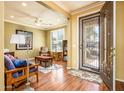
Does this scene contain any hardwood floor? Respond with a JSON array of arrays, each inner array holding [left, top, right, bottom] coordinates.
[[14, 61, 108, 91], [116, 80, 124, 91]]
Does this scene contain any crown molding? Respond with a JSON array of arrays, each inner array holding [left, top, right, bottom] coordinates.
[[4, 19, 67, 31], [37, 1, 70, 18], [48, 23, 67, 31], [71, 1, 105, 15], [53, 1, 70, 13], [4, 19, 48, 30]]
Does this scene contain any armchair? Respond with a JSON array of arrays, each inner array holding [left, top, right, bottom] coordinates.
[[4, 52, 39, 90], [39, 47, 51, 56]]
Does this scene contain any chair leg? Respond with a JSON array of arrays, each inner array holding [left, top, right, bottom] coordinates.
[[36, 73, 39, 82], [45, 62, 47, 68], [51, 59, 53, 66]]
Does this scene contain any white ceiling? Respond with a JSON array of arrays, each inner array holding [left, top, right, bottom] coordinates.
[[53, 1, 95, 13], [4, 1, 67, 30], [4, 1, 98, 30]]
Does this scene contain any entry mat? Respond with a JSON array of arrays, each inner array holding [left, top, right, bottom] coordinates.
[[68, 69, 103, 84]]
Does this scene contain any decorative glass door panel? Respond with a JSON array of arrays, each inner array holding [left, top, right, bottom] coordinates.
[[83, 17, 100, 71], [79, 13, 100, 72]]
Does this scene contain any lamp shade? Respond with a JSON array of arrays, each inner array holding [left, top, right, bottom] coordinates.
[[10, 34, 25, 44]]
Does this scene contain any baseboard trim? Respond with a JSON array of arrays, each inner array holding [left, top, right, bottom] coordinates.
[[66, 67, 78, 70], [116, 79, 124, 83], [66, 67, 71, 69]]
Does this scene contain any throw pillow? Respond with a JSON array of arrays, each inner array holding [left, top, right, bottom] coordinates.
[[4, 55, 18, 78], [13, 59, 27, 68], [6, 54, 16, 61]]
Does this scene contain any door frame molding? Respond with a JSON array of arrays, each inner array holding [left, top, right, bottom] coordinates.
[[113, 1, 116, 91], [76, 11, 100, 70]]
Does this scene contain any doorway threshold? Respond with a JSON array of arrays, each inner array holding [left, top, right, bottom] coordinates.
[[80, 66, 100, 74]]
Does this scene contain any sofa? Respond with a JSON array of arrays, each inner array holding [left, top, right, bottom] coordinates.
[[4, 53, 39, 90]]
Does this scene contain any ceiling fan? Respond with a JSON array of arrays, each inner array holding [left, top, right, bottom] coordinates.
[[6, 7, 46, 26], [34, 17, 53, 27], [35, 18, 42, 26], [17, 14, 52, 26]]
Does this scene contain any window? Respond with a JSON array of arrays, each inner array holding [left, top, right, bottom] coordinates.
[[51, 28, 64, 52]]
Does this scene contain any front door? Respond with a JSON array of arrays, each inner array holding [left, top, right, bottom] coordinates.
[[79, 13, 100, 72], [100, 1, 114, 90]]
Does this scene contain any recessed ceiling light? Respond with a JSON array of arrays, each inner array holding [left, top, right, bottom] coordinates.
[[10, 15, 14, 19], [22, 2, 27, 6]]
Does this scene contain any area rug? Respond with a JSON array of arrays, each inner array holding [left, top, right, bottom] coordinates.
[[38, 64, 62, 73], [68, 69, 103, 84]]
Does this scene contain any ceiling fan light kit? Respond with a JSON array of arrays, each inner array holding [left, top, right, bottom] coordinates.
[[35, 18, 42, 26], [35, 18, 52, 26]]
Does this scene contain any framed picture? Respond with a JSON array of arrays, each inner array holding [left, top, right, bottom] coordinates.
[[16, 30, 33, 50]]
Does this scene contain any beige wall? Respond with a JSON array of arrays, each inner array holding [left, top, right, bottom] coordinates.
[[46, 31, 51, 49], [4, 22, 46, 59], [116, 2, 124, 80], [69, 5, 103, 68], [0, 2, 4, 91]]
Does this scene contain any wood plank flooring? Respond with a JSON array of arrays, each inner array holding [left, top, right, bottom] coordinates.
[[116, 80, 124, 91], [14, 61, 108, 91]]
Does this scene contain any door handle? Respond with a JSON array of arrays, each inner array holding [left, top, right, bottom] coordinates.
[[109, 54, 115, 58], [80, 45, 82, 49], [110, 47, 115, 51], [109, 53, 115, 58], [80, 42, 83, 49], [109, 47, 115, 57]]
